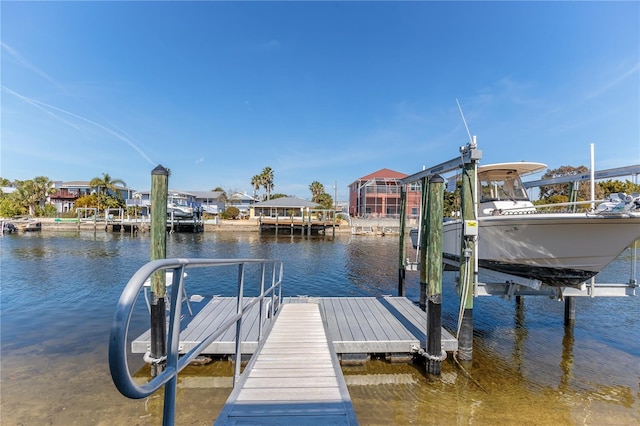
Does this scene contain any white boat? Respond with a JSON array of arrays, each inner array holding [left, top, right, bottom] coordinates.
[[167, 193, 194, 218], [437, 162, 640, 288]]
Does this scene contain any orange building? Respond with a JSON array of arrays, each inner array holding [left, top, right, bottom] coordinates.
[[348, 168, 422, 218]]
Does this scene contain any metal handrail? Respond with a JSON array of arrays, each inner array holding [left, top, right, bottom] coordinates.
[[108, 257, 283, 425]]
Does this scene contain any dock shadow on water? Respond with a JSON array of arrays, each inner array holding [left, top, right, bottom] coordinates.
[[1, 232, 638, 425]]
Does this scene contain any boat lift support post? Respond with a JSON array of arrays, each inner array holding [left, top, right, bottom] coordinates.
[[150, 165, 169, 377], [399, 139, 482, 370], [457, 140, 480, 361], [398, 185, 407, 296], [426, 174, 445, 375], [419, 177, 430, 310]]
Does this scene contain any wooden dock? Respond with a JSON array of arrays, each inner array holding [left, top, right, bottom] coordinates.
[[214, 303, 357, 425], [131, 296, 457, 359], [258, 217, 337, 235], [106, 218, 204, 233]]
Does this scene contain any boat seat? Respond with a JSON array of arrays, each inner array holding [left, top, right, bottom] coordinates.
[[143, 271, 192, 316]]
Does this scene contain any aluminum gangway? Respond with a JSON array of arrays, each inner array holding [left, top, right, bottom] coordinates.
[[109, 258, 286, 426], [215, 303, 358, 425]]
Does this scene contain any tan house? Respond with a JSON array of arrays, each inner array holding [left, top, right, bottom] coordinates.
[[250, 196, 320, 219]]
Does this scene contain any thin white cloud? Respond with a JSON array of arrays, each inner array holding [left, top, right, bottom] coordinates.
[[195, 157, 205, 164], [3, 43, 157, 167], [2, 85, 157, 166], [1, 42, 69, 95], [584, 62, 640, 101], [2, 86, 82, 130]]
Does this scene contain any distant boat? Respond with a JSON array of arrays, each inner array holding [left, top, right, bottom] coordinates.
[[20, 220, 42, 232], [167, 193, 194, 219], [414, 162, 640, 288], [2, 222, 17, 233]]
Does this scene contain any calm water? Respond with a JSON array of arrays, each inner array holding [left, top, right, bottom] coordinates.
[[1, 231, 638, 425]]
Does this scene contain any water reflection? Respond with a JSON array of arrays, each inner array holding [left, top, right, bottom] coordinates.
[[512, 297, 527, 374], [559, 325, 574, 393], [0, 232, 638, 425]]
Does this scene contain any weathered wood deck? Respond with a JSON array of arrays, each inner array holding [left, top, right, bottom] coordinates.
[[131, 296, 457, 357], [214, 303, 357, 425]]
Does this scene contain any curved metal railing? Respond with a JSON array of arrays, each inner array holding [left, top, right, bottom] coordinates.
[[109, 257, 283, 425]]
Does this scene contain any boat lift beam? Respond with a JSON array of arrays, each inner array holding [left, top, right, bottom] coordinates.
[[523, 164, 640, 188], [473, 282, 637, 298], [400, 142, 482, 185], [443, 258, 637, 298]]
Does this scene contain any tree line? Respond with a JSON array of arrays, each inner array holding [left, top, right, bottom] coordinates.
[[6, 165, 632, 219], [0, 165, 337, 218], [0, 173, 127, 218], [247, 166, 334, 209]]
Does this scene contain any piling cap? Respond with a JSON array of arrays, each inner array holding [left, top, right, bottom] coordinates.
[[151, 165, 169, 176], [430, 174, 445, 184]]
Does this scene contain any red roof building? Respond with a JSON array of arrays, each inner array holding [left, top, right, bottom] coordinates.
[[348, 168, 422, 218]]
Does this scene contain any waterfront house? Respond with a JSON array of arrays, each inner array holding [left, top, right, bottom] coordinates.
[[227, 192, 258, 218], [50, 181, 132, 214], [250, 196, 320, 219], [189, 190, 225, 215], [348, 168, 422, 218], [126, 190, 200, 216]]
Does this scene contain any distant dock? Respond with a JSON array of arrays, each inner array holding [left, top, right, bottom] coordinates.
[[258, 217, 338, 235], [39, 217, 205, 233]]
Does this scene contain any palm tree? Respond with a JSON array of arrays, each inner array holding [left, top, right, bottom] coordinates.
[[261, 167, 274, 201], [90, 173, 126, 213], [250, 175, 262, 200], [90, 173, 126, 196], [309, 181, 325, 202], [14, 176, 56, 216]]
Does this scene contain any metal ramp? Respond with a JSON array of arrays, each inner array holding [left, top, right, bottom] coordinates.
[[215, 303, 358, 425]]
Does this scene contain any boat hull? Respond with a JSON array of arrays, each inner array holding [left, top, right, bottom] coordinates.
[[442, 213, 640, 287]]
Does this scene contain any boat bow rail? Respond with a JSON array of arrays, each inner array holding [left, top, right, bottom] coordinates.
[[108, 257, 283, 425]]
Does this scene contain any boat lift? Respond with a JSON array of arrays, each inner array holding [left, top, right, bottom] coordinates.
[[402, 152, 639, 299], [398, 138, 639, 362]]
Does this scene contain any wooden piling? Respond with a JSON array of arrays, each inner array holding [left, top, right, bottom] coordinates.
[[458, 160, 476, 361], [564, 297, 575, 325], [426, 174, 444, 375], [150, 165, 169, 377], [398, 185, 407, 296], [419, 176, 429, 310]]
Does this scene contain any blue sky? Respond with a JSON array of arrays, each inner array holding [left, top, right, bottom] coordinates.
[[2, 1, 638, 201]]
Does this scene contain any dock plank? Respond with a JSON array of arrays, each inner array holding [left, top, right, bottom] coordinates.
[[131, 296, 457, 356], [215, 303, 357, 425]]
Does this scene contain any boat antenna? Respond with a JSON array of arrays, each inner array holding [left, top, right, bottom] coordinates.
[[456, 98, 473, 143]]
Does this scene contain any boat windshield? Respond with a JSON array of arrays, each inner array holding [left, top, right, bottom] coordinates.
[[169, 196, 189, 207], [479, 170, 529, 203]]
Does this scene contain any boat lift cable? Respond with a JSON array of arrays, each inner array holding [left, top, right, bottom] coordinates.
[[415, 184, 422, 264], [452, 352, 488, 393], [457, 148, 480, 339], [456, 237, 474, 339]]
